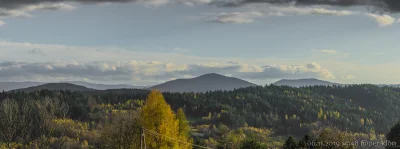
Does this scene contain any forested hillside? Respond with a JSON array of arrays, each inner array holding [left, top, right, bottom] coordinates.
[[273, 78, 340, 87], [13, 83, 96, 92], [1, 84, 400, 148], [150, 73, 257, 93]]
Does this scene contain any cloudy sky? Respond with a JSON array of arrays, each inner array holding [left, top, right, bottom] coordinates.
[[1, 0, 400, 85]]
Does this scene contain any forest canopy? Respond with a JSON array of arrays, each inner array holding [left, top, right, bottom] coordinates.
[[1, 84, 400, 148]]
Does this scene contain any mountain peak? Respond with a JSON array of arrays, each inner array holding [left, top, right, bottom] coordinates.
[[13, 83, 96, 92], [281, 78, 322, 82], [197, 73, 226, 78], [151, 73, 257, 93], [274, 78, 339, 87], [281, 78, 319, 81]]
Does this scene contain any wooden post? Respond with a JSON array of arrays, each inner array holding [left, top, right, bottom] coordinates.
[[140, 128, 143, 149], [144, 129, 146, 149]]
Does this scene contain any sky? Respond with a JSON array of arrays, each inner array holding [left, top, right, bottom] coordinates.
[[1, 0, 400, 86]]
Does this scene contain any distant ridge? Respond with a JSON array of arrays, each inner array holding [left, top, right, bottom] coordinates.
[[376, 84, 400, 88], [0, 81, 145, 91], [13, 83, 96, 92], [6, 77, 400, 92], [0, 82, 45, 92], [273, 78, 340, 87], [64, 81, 146, 90], [150, 73, 257, 93]]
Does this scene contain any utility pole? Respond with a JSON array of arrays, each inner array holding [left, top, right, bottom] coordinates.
[[144, 129, 146, 149], [140, 128, 144, 149], [141, 127, 146, 149]]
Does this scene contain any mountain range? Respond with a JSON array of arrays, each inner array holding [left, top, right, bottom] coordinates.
[[0, 81, 145, 92], [4, 73, 257, 93], [3, 73, 400, 93]]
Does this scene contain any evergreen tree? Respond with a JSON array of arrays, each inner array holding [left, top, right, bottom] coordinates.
[[298, 134, 312, 149], [283, 136, 298, 149], [240, 139, 265, 149], [386, 121, 400, 149]]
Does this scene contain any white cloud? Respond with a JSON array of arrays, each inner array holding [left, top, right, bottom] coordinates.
[[0, 60, 334, 84], [0, 2, 77, 25], [366, 13, 395, 27], [272, 6, 353, 16], [249, 4, 354, 16], [0, 61, 163, 84], [307, 62, 335, 79], [308, 8, 353, 16], [344, 75, 355, 80], [177, 0, 213, 6], [197, 4, 355, 24], [236, 62, 335, 80], [0, 9, 29, 18], [173, 47, 190, 53], [0, 20, 4, 26], [141, 0, 170, 7], [312, 49, 337, 54], [238, 64, 263, 73], [24, 3, 76, 11], [212, 11, 263, 24], [0, 40, 339, 85], [0, 3, 75, 18]]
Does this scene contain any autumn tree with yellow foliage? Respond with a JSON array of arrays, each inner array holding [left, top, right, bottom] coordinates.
[[140, 90, 192, 149]]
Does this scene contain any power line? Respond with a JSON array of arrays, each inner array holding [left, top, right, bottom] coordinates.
[[144, 128, 211, 149], [145, 131, 210, 149], [142, 128, 211, 149]]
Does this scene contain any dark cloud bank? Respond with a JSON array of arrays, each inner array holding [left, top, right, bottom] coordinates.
[[0, 0, 134, 9], [1, 0, 400, 13], [213, 0, 400, 12]]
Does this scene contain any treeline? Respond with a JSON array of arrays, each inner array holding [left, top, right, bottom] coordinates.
[[1, 84, 400, 148]]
